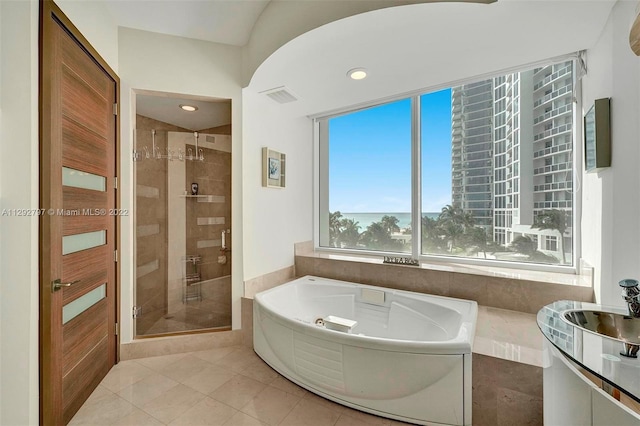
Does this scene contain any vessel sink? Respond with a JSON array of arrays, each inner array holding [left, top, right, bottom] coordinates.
[[563, 310, 640, 357]]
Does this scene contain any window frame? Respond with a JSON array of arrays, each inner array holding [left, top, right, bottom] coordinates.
[[313, 54, 583, 274]]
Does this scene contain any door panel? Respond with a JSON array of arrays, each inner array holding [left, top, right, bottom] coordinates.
[[62, 118, 109, 174], [40, 1, 119, 424]]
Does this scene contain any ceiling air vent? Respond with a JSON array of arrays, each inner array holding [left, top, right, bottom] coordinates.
[[260, 86, 298, 104]]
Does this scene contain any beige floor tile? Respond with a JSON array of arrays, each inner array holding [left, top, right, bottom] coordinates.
[[209, 375, 267, 410], [214, 347, 261, 373], [141, 384, 206, 424], [117, 372, 179, 407], [80, 385, 115, 407], [168, 397, 237, 426], [385, 419, 416, 425], [269, 376, 308, 398], [69, 391, 134, 425], [110, 408, 165, 425], [136, 352, 189, 371], [181, 364, 237, 394], [223, 411, 268, 426], [334, 414, 373, 426], [302, 391, 349, 415], [240, 386, 300, 426], [339, 406, 389, 425], [238, 359, 278, 385], [99, 360, 155, 393], [192, 346, 238, 364], [157, 353, 215, 382], [279, 398, 341, 426]]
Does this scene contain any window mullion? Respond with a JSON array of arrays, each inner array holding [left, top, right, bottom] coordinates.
[[411, 96, 421, 258]]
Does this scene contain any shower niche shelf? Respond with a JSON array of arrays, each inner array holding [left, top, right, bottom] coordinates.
[[182, 255, 202, 302]]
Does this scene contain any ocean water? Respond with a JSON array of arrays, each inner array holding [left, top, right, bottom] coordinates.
[[339, 212, 439, 230]]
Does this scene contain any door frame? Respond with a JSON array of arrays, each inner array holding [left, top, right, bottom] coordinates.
[[39, 0, 121, 423]]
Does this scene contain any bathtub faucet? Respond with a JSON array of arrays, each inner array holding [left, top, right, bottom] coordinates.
[[619, 279, 640, 318]]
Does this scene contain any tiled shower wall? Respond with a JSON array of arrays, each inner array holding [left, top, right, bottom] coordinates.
[[185, 144, 232, 325], [135, 115, 190, 335]]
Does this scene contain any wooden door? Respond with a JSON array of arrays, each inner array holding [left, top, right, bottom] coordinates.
[[39, 1, 120, 424]]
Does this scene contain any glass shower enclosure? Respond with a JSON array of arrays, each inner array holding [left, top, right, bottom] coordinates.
[[133, 120, 232, 336]]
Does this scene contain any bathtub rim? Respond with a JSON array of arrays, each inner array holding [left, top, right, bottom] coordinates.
[[254, 275, 477, 355]]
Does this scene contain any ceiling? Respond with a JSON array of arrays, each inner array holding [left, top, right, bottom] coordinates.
[[105, 0, 270, 46], [136, 94, 231, 131], [248, 0, 617, 117], [107, 0, 266, 129], [107, 0, 617, 124]]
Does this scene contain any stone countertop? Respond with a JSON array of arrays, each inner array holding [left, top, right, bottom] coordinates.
[[474, 305, 543, 367], [538, 300, 640, 403]]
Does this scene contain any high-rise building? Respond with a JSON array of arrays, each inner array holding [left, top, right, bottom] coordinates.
[[451, 80, 494, 231], [451, 61, 574, 263]]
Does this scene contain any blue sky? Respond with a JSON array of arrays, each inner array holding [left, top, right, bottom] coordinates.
[[328, 89, 452, 213]]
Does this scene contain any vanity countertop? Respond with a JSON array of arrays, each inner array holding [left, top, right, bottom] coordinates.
[[538, 300, 640, 403]]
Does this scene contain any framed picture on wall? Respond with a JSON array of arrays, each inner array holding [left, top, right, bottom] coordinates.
[[262, 147, 286, 188], [268, 157, 281, 180], [584, 98, 611, 172]]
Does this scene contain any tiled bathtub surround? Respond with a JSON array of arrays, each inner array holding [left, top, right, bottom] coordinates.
[[243, 265, 296, 299], [474, 306, 543, 367], [295, 251, 594, 314]]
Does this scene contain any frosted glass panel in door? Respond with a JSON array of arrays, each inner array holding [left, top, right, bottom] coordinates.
[[62, 230, 106, 255], [62, 283, 106, 324], [63, 166, 106, 191]]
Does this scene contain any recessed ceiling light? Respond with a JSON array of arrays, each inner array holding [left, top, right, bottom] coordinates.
[[179, 104, 198, 112], [348, 68, 368, 80]]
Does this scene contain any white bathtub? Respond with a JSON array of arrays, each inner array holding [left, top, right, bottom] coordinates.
[[253, 275, 477, 425]]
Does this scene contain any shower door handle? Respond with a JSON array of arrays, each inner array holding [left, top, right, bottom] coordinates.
[[51, 278, 80, 292]]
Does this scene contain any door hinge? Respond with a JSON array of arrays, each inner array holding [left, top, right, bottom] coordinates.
[[113, 250, 118, 262], [132, 306, 142, 319], [114, 176, 118, 190], [114, 323, 119, 336], [113, 103, 118, 115]]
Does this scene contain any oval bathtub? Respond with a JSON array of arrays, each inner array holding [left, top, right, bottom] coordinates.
[[253, 275, 477, 425]]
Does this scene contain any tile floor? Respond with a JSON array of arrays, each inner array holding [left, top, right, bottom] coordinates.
[[143, 298, 231, 335], [70, 346, 413, 426]]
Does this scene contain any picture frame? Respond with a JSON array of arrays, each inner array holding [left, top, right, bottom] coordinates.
[[584, 98, 611, 172], [262, 147, 286, 188]]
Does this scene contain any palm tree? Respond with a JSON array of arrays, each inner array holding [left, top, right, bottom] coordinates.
[[441, 222, 464, 253], [338, 218, 361, 249], [380, 215, 400, 234], [439, 204, 475, 229], [510, 235, 536, 257], [532, 209, 567, 264], [329, 211, 343, 247], [422, 216, 444, 253], [362, 221, 402, 251], [464, 227, 489, 258]]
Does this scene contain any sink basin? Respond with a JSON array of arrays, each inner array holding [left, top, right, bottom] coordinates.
[[562, 310, 640, 358]]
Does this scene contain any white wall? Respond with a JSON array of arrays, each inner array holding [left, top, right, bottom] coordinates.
[[56, 0, 119, 72], [0, 2, 39, 423], [581, 0, 640, 307], [117, 27, 244, 335], [241, 90, 313, 280], [0, 1, 119, 422]]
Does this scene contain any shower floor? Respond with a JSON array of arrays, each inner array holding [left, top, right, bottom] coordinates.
[[144, 297, 231, 335]]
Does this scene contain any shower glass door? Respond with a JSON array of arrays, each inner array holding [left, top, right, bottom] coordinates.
[[133, 95, 232, 337]]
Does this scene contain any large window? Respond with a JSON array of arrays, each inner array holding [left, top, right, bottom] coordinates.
[[318, 60, 576, 267]]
